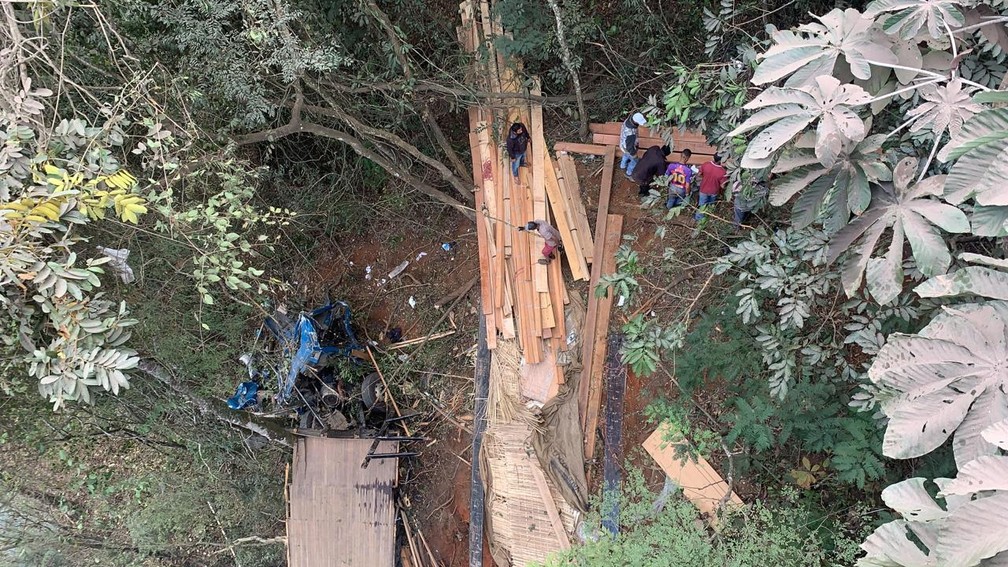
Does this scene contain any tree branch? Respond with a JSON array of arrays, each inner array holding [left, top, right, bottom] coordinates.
[[298, 95, 471, 201], [422, 103, 471, 181], [316, 77, 597, 106], [236, 117, 474, 221], [137, 360, 293, 448]]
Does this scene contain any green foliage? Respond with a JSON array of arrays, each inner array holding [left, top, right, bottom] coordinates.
[[719, 1, 1008, 562], [539, 470, 834, 567], [620, 314, 684, 377], [597, 242, 641, 305], [0, 89, 155, 408]]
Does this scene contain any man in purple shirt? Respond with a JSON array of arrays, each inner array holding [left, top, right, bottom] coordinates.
[[665, 149, 693, 209]]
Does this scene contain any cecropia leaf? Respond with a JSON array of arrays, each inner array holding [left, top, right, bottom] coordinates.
[[868, 301, 1008, 466], [753, 8, 896, 87], [935, 493, 1008, 566], [857, 520, 936, 567], [828, 169, 967, 300], [916, 266, 1008, 301], [940, 108, 1008, 206], [881, 478, 948, 521], [866, 0, 967, 40]]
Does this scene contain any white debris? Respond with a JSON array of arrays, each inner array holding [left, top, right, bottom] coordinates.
[[95, 246, 135, 284], [415, 251, 427, 261], [388, 260, 409, 279], [408, 296, 416, 309], [617, 295, 626, 307], [365, 265, 373, 280]]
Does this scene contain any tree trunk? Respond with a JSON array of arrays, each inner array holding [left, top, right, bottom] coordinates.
[[545, 0, 589, 141]]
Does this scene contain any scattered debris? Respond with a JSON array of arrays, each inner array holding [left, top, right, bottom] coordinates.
[[95, 246, 135, 284], [408, 296, 417, 309], [365, 265, 373, 280], [389, 260, 410, 279], [415, 251, 428, 261], [386, 327, 403, 343], [386, 329, 456, 350]]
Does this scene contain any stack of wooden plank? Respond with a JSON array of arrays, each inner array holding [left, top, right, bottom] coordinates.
[[458, 0, 594, 365], [588, 122, 718, 163]]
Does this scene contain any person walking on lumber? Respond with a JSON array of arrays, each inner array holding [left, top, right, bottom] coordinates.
[[665, 149, 693, 209], [506, 122, 530, 180], [619, 112, 647, 178], [519, 220, 562, 265], [631, 144, 671, 197], [695, 153, 728, 222]]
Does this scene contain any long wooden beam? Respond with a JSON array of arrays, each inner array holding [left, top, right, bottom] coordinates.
[[583, 214, 623, 461], [578, 146, 617, 428]]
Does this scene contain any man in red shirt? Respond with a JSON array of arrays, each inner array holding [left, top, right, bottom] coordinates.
[[695, 153, 728, 221]]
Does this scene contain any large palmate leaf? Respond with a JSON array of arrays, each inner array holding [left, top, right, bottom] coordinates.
[[827, 158, 969, 302], [916, 265, 1008, 300], [940, 107, 1008, 206], [731, 76, 871, 169], [753, 8, 897, 87], [771, 134, 890, 230], [906, 79, 983, 137], [860, 424, 1008, 567], [865, 0, 967, 40], [868, 301, 1008, 468]]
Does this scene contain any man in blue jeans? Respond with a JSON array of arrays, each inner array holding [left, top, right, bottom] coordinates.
[[506, 123, 530, 179], [619, 112, 647, 177], [665, 149, 693, 209], [695, 153, 728, 221]]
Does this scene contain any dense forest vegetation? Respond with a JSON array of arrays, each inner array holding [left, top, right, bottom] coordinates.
[[4, 0, 1008, 565]]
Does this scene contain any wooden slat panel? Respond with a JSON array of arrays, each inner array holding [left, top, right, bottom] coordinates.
[[288, 438, 398, 567], [469, 132, 494, 328], [531, 81, 549, 295]]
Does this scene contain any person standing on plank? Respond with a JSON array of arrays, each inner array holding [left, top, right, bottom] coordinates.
[[506, 123, 530, 180], [518, 220, 562, 265], [632, 144, 671, 197], [665, 149, 693, 209], [694, 153, 728, 221], [619, 112, 647, 178]]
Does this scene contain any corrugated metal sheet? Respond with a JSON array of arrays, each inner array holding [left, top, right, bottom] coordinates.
[[287, 437, 398, 567]]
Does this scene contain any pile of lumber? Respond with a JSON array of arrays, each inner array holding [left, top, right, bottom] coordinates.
[[458, 0, 593, 364], [557, 123, 718, 164]]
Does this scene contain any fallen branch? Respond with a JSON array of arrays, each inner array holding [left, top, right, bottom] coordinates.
[[387, 329, 456, 350], [366, 345, 413, 436], [138, 360, 292, 448], [434, 275, 479, 308]]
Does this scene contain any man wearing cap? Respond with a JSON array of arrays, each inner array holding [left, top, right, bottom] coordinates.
[[632, 144, 672, 197], [619, 112, 647, 177]]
